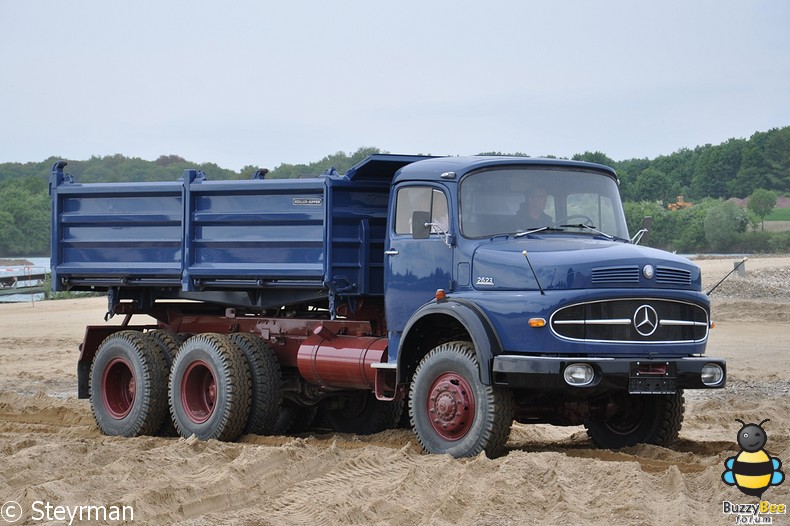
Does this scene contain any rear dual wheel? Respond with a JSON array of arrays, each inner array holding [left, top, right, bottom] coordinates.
[[168, 334, 252, 441], [90, 331, 169, 437], [91, 330, 283, 442], [144, 329, 182, 436], [227, 333, 283, 435]]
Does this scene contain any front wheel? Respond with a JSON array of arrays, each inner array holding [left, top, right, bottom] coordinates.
[[585, 391, 685, 449], [409, 341, 514, 458]]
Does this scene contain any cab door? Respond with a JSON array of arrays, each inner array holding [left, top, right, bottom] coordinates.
[[384, 185, 454, 337]]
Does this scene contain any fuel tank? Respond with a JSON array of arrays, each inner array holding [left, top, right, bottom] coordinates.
[[296, 325, 387, 390]]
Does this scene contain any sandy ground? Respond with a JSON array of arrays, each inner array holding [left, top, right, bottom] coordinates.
[[1, 258, 789, 525]]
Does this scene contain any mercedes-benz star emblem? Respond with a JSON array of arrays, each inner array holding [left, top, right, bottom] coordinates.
[[633, 304, 659, 336]]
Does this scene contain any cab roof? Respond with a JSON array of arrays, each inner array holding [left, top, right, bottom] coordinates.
[[341, 154, 618, 184]]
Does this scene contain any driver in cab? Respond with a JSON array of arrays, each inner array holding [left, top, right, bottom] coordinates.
[[517, 186, 553, 228]]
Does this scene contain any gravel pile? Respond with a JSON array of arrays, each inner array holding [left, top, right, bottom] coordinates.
[[707, 266, 790, 302], [685, 378, 790, 402]]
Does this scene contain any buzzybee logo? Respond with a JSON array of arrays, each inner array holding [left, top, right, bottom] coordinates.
[[722, 419, 784, 498]]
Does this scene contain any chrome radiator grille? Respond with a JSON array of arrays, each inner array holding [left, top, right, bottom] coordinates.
[[550, 298, 708, 343]]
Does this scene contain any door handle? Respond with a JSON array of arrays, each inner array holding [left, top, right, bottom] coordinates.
[[384, 250, 399, 256]]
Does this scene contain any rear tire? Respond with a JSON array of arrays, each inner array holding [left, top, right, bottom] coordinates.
[[585, 390, 685, 449], [409, 341, 514, 458], [227, 333, 283, 435], [169, 334, 252, 441], [90, 331, 169, 437], [144, 329, 182, 365], [144, 329, 182, 436]]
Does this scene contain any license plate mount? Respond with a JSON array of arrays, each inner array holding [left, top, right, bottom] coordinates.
[[628, 361, 677, 395]]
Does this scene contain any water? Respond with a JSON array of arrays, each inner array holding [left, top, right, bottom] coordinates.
[[0, 292, 46, 303]]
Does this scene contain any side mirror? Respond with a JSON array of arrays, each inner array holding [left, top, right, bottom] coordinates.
[[411, 211, 431, 239], [631, 216, 653, 245], [641, 216, 652, 245]]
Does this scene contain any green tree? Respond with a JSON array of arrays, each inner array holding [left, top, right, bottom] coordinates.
[[614, 157, 651, 201], [476, 151, 530, 157], [572, 151, 616, 167], [704, 201, 749, 252], [690, 139, 744, 199], [747, 188, 777, 230], [650, 148, 695, 196], [727, 127, 790, 196], [669, 199, 718, 253], [633, 168, 678, 204], [0, 187, 50, 256], [269, 147, 382, 179]]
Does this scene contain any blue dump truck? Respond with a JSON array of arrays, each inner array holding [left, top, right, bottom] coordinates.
[[49, 154, 726, 457]]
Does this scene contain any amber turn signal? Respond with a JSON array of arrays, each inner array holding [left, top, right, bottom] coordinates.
[[528, 318, 546, 328]]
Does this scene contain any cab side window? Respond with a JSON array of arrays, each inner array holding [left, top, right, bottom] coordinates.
[[431, 190, 449, 233], [395, 187, 449, 235]]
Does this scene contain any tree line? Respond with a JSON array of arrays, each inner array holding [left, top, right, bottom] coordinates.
[[0, 128, 788, 257]]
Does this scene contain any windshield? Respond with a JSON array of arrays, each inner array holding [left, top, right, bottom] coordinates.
[[459, 167, 628, 239]]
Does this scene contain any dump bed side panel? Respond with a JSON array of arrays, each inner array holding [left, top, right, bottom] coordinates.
[[183, 178, 327, 291], [51, 181, 185, 290], [50, 168, 391, 303]]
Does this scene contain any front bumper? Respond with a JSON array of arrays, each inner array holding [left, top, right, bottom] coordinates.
[[492, 355, 726, 393]]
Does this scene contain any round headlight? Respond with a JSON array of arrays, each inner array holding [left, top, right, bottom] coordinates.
[[564, 363, 595, 386], [701, 363, 724, 386]]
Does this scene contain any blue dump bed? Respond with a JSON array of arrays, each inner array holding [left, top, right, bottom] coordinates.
[[50, 155, 429, 308]]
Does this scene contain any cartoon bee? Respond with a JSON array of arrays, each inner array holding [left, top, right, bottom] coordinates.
[[722, 419, 784, 498]]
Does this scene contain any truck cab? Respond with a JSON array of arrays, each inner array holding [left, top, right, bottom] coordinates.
[[382, 157, 724, 456]]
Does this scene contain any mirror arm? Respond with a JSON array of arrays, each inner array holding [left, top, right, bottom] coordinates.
[[425, 222, 454, 248], [631, 228, 647, 245]]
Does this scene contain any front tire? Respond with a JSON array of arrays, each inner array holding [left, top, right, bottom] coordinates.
[[585, 391, 685, 449], [409, 341, 514, 458], [90, 331, 169, 437], [169, 334, 252, 441]]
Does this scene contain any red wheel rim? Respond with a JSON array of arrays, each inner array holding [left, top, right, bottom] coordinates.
[[102, 358, 135, 419], [426, 372, 476, 441], [181, 360, 217, 424]]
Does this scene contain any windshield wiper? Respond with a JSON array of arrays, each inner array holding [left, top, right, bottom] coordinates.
[[558, 223, 629, 242], [514, 226, 564, 238]]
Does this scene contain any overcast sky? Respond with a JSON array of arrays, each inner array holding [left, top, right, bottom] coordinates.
[[1, 1, 788, 171]]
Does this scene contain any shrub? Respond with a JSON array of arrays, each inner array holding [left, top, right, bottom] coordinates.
[[768, 232, 790, 252], [732, 231, 773, 253], [704, 201, 748, 252]]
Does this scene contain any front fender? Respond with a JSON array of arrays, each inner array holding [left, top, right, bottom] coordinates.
[[397, 298, 502, 385]]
